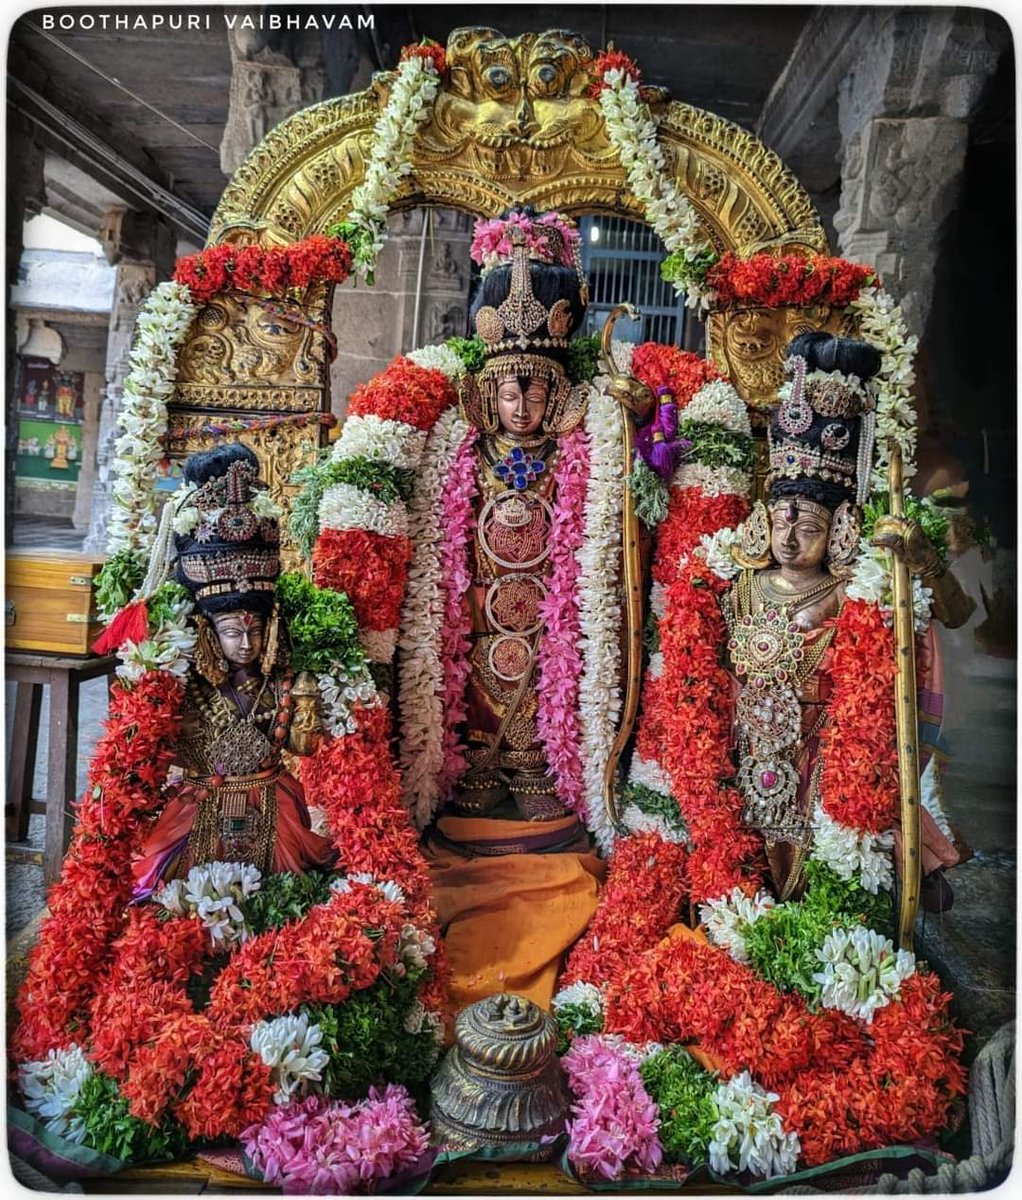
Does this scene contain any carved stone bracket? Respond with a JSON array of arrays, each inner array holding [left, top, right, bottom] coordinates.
[[832, 10, 1001, 335]]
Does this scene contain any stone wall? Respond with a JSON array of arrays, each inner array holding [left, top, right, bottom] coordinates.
[[329, 208, 473, 415]]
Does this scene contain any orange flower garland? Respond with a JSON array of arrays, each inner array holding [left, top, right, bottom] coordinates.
[[818, 599, 901, 833], [704, 252, 876, 310], [12, 670, 184, 1061], [173, 235, 353, 303]]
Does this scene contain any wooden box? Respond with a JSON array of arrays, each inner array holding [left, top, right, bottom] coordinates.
[[5, 551, 107, 655]]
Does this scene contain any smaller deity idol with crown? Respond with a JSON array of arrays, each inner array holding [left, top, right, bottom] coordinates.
[[131, 444, 336, 893], [725, 332, 970, 900]]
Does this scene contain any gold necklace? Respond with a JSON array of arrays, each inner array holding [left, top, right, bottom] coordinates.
[[754, 571, 840, 617]]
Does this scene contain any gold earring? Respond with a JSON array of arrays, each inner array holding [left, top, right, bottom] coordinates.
[[733, 499, 773, 570], [194, 614, 228, 685], [459, 375, 498, 433], [259, 605, 280, 676], [826, 500, 861, 579], [541, 375, 585, 435]]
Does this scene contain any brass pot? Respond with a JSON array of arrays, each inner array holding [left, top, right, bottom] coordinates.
[[429, 993, 569, 1159]]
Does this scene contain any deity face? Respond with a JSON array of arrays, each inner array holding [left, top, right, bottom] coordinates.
[[496, 375, 549, 437], [770, 500, 831, 572], [211, 610, 265, 669]]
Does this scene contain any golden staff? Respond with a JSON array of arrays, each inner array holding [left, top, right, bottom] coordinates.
[[886, 442, 922, 951], [599, 304, 655, 830]]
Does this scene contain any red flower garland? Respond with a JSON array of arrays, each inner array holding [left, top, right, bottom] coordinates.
[[630, 343, 723, 402], [173, 235, 352, 304], [12, 670, 184, 1062], [313, 528, 412, 632], [704, 252, 876, 310], [561, 833, 688, 987], [818, 600, 900, 834], [644, 555, 762, 904], [347, 357, 456, 431]]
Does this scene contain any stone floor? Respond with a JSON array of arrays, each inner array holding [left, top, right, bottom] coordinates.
[[5, 520, 1017, 1052]]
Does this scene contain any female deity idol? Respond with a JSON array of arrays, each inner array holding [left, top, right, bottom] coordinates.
[[131, 444, 336, 893], [726, 332, 966, 900]]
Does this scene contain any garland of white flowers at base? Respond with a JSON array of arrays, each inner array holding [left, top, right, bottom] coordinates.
[[396, 406, 472, 828], [105, 281, 198, 558], [596, 60, 714, 306], [576, 379, 626, 853], [339, 53, 441, 279]]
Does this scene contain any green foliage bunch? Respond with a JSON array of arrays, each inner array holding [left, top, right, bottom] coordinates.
[[640, 1047, 717, 1165], [275, 571, 365, 676]]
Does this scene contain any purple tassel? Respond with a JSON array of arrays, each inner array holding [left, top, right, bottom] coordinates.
[[649, 436, 676, 479], [658, 400, 678, 441]]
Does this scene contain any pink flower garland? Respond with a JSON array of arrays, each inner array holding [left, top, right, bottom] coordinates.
[[241, 1085, 430, 1194], [563, 1035, 663, 1181], [435, 425, 480, 797], [535, 428, 591, 815]]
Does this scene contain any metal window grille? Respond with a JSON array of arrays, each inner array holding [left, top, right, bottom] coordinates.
[[578, 215, 694, 348]]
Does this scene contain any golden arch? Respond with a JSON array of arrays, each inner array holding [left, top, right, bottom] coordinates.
[[210, 28, 826, 257], [172, 28, 846, 533]]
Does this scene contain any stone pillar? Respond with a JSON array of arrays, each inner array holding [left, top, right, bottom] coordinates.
[[5, 115, 47, 544], [84, 209, 175, 554], [220, 16, 323, 176], [329, 208, 473, 417], [832, 10, 1000, 336]]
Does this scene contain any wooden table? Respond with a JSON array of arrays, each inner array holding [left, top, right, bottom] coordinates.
[[5, 650, 117, 886]]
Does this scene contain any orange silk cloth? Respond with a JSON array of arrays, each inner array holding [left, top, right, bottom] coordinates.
[[424, 815, 605, 1019]]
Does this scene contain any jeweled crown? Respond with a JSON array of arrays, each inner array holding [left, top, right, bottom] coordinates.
[[469, 210, 587, 356]]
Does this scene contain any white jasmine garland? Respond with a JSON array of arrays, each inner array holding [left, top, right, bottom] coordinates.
[[813, 926, 916, 1023], [700, 887, 776, 964], [345, 55, 441, 277], [18, 1044, 93, 1144], [406, 343, 467, 379], [116, 598, 196, 683], [649, 581, 667, 622], [156, 861, 261, 946], [597, 67, 713, 305], [330, 873, 407, 906], [697, 527, 742, 581], [318, 482, 408, 538], [848, 286, 919, 488], [810, 804, 894, 895], [106, 282, 199, 558], [709, 1072, 801, 1179], [846, 538, 933, 632], [577, 380, 625, 852], [250, 1013, 330, 1104], [671, 463, 751, 498], [648, 650, 665, 680], [332, 412, 428, 472], [684, 380, 751, 435], [317, 664, 381, 737], [552, 981, 606, 1021], [397, 407, 471, 827]]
